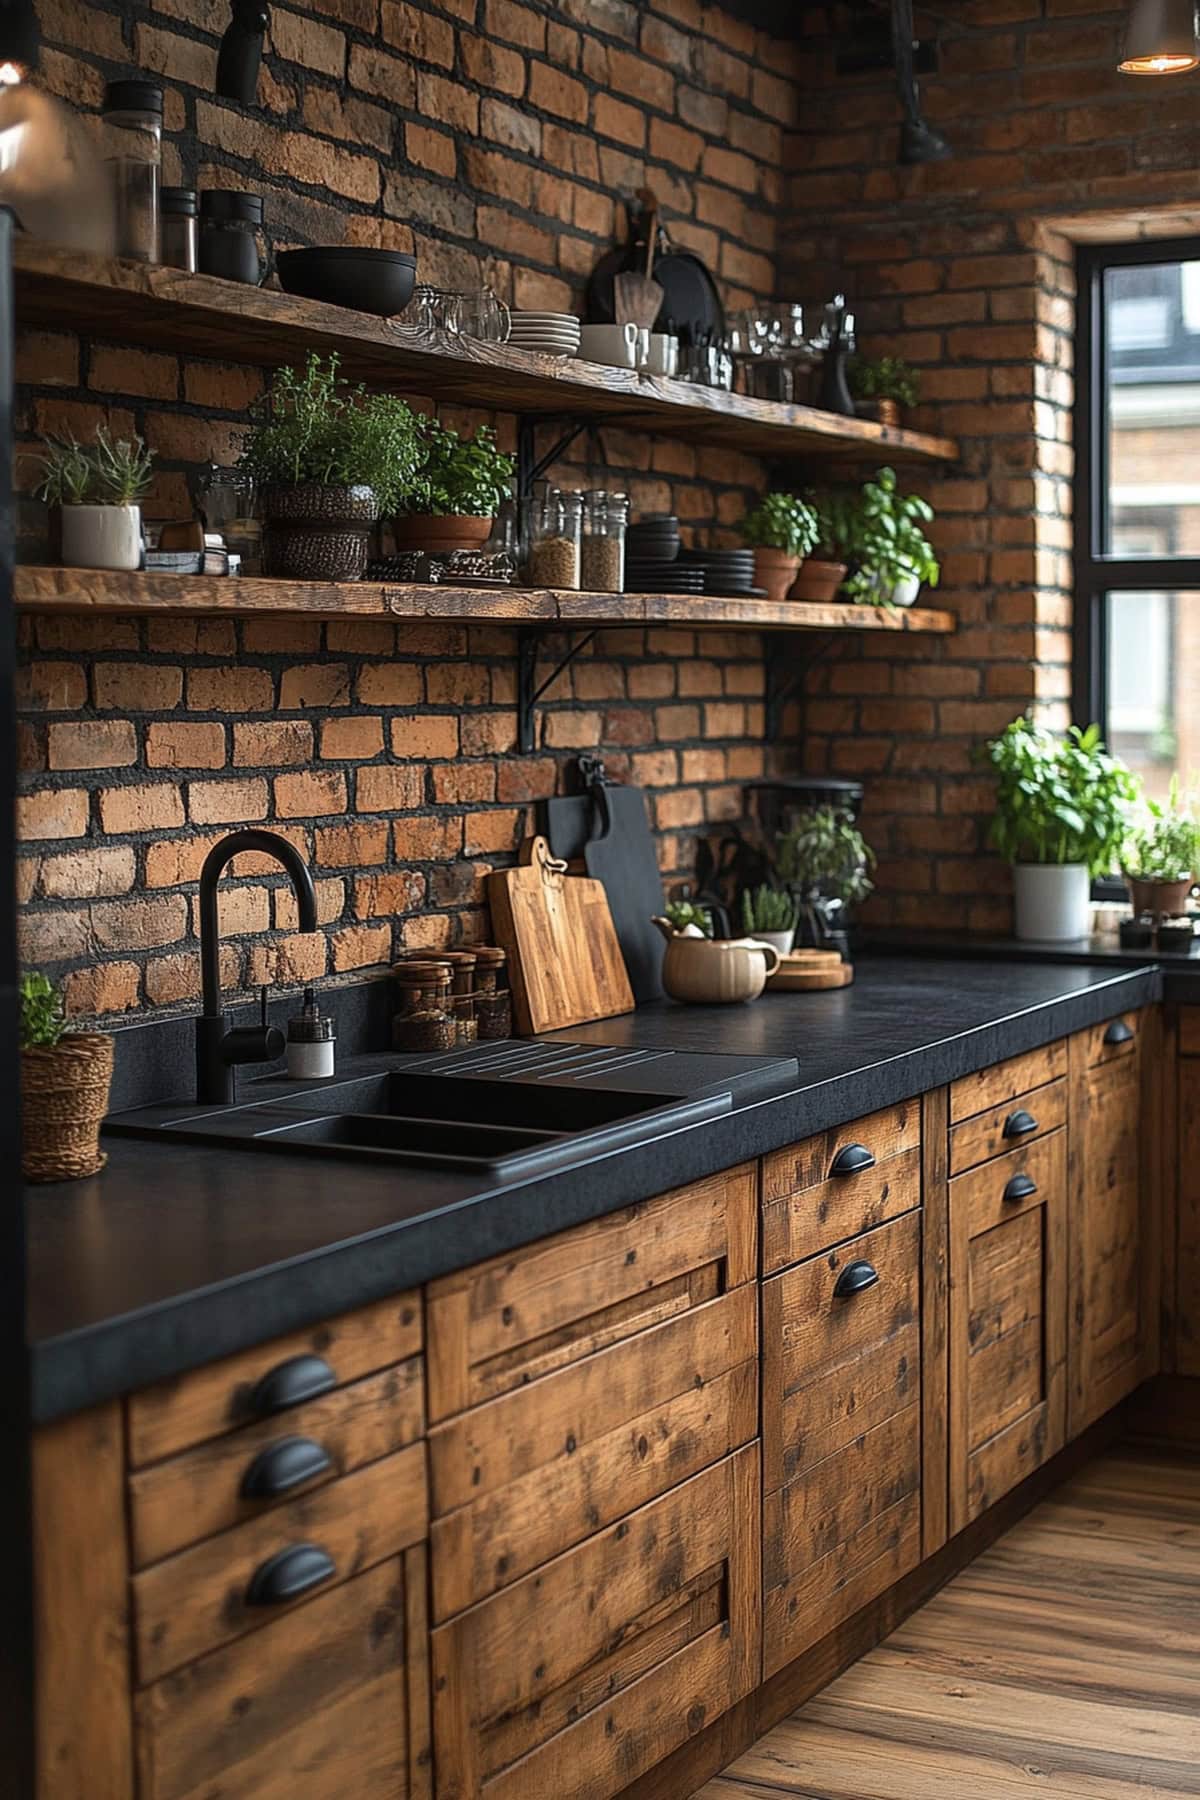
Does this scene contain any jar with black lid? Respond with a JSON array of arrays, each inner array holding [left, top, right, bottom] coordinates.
[[102, 79, 162, 263], [199, 190, 269, 286], [161, 187, 198, 272]]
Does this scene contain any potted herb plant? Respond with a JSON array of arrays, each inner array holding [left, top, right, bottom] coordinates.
[[776, 806, 875, 949], [740, 491, 820, 602], [739, 884, 798, 955], [394, 418, 515, 553], [844, 466, 939, 607], [982, 717, 1140, 942], [791, 492, 851, 604], [1123, 778, 1199, 919], [19, 971, 114, 1183], [33, 425, 155, 571], [847, 354, 920, 429], [239, 352, 422, 580]]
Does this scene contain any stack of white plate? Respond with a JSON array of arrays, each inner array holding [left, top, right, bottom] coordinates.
[[508, 312, 582, 358]]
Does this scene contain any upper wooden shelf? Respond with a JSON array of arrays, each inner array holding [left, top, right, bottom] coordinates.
[[12, 242, 960, 465], [15, 566, 957, 633]]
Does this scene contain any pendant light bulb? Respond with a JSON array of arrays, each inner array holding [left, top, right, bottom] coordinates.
[[1119, 0, 1200, 74]]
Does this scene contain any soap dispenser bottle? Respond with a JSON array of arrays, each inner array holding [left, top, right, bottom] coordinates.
[[286, 988, 336, 1079]]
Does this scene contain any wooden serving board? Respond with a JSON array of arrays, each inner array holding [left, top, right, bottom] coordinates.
[[487, 836, 635, 1035], [766, 950, 854, 991]]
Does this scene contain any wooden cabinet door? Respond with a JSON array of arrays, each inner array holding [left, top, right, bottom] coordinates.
[[949, 1131, 1067, 1533], [1177, 1024, 1200, 1375], [1068, 1014, 1156, 1431]]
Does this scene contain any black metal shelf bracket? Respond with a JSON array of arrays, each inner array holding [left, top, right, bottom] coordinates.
[[517, 417, 590, 496], [517, 625, 598, 754], [764, 630, 839, 743]]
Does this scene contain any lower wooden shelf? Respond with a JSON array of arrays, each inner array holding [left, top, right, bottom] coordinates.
[[14, 567, 957, 634]]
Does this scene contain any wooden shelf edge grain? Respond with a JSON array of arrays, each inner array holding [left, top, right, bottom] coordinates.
[[14, 567, 959, 634], [12, 242, 960, 466]]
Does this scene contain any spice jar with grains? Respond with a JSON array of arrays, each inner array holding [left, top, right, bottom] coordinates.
[[102, 80, 162, 263], [391, 962, 456, 1053], [581, 490, 628, 594], [442, 950, 479, 1045], [473, 945, 512, 1040], [522, 488, 582, 590]]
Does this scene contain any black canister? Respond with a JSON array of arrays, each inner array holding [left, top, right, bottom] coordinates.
[[199, 190, 269, 285]]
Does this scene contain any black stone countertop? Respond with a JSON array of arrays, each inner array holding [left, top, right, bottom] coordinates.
[[26, 955, 1162, 1422]]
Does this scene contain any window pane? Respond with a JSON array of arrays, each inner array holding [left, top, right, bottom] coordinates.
[[1103, 589, 1200, 798], [1105, 259, 1200, 555]]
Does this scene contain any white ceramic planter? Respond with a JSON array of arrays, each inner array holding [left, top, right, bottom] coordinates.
[[869, 570, 921, 607], [60, 504, 143, 571], [747, 928, 795, 957], [1013, 862, 1091, 942]]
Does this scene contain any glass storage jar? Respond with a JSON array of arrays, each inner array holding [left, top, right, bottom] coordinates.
[[521, 488, 582, 590], [102, 80, 162, 263], [161, 187, 198, 272], [199, 190, 270, 286], [473, 945, 512, 1040], [581, 490, 628, 594], [391, 962, 456, 1053]]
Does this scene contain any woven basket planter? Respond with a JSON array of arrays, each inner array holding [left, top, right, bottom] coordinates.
[[21, 1032, 114, 1183]]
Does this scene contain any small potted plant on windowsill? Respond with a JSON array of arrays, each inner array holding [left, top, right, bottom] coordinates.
[[393, 418, 515, 553], [239, 351, 423, 580], [1123, 778, 1199, 921], [32, 425, 155, 571], [19, 971, 114, 1183], [982, 716, 1140, 942], [776, 806, 875, 951], [740, 491, 820, 602], [739, 884, 798, 955], [847, 354, 920, 430]]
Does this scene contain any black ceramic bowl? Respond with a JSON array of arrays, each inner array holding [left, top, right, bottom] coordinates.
[[275, 247, 417, 316]]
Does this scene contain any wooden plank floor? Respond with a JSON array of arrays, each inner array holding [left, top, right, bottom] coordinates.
[[701, 1449, 1200, 1799]]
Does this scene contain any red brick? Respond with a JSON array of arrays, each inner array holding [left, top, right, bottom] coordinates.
[[16, 663, 87, 711], [246, 936, 328, 986], [355, 870, 426, 917], [315, 820, 390, 866], [279, 663, 351, 709], [393, 715, 461, 758], [187, 778, 268, 827], [232, 721, 313, 766], [357, 664, 422, 706], [320, 716, 385, 760], [40, 846, 136, 900], [93, 663, 184, 711], [330, 922, 393, 971], [461, 35, 527, 96], [92, 895, 189, 952], [463, 808, 521, 853], [431, 762, 495, 804], [407, 124, 457, 177], [188, 667, 275, 713], [47, 721, 137, 771], [528, 61, 587, 121], [64, 961, 141, 1018], [357, 764, 425, 811], [274, 771, 348, 817]]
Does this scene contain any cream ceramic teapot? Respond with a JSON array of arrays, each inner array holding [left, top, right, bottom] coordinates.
[[652, 918, 781, 1004]]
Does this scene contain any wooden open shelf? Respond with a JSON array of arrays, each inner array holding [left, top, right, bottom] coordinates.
[[13, 242, 960, 466], [15, 566, 958, 632]]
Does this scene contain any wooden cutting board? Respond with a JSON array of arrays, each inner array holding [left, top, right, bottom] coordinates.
[[488, 835, 635, 1035], [766, 950, 855, 991]]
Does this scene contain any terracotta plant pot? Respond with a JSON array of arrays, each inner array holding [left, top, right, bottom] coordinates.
[[752, 546, 800, 602], [1128, 875, 1194, 919], [261, 482, 379, 581], [789, 558, 847, 604], [21, 1032, 114, 1183], [855, 398, 902, 429], [392, 513, 494, 553]]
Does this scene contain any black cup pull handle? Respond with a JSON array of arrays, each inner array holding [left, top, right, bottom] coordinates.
[[830, 1143, 876, 1178], [1104, 1019, 1134, 1046], [249, 1354, 337, 1419], [241, 1435, 333, 1502], [1003, 1108, 1038, 1139], [833, 1259, 880, 1299], [245, 1543, 336, 1608], [1003, 1172, 1038, 1204]]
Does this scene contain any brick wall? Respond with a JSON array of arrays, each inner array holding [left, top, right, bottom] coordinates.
[[783, 3, 1200, 933], [16, 0, 797, 1016]]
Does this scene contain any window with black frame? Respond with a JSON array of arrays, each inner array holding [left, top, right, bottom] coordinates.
[[1076, 238, 1200, 805]]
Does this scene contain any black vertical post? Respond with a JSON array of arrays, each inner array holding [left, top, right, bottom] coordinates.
[[0, 205, 34, 1791]]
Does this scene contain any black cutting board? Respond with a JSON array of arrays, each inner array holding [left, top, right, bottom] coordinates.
[[542, 785, 665, 1003]]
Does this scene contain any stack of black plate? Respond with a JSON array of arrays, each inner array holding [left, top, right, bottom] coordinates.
[[624, 514, 686, 593], [676, 546, 764, 597]]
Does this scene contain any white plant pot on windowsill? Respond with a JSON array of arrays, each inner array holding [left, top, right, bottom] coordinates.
[[60, 503, 143, 572], [1012, 862, 1091, 942]]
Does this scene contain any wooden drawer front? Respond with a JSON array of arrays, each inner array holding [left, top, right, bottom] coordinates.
[[762, 1211, 920, 1497], [949, 1131, 1067, 1535], [426, 1163, 756, 1422], [134, 1440, 427, 1685], [130, 1356, 424, 1570], [950, 1039, 1067, 1126], [1179, 1057, 1200, 1374], [1082, 1010, 1142, 1069], [762, 1099, 921, 1275], [429, 1284, 757, 1620], [1180, 1008, 1200, 1058], [128, 1292, 422, 1467], [431, 1447, 759, 1800], [136, 1549, 431, 1800], [1073, 1054, 1143, 1429], [949, 1075, 1067, 1177], [763, 1406, 921, 1681]]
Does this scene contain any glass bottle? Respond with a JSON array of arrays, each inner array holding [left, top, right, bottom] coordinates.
[[102, 80, 163, 264], [581, 490, 628, 594], [521, 487, 581, 590], [161, 186, 198, 272], [199, 190, 269, 286], [391, 962, 456, 1053], [473, 946, 511, 1040]]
